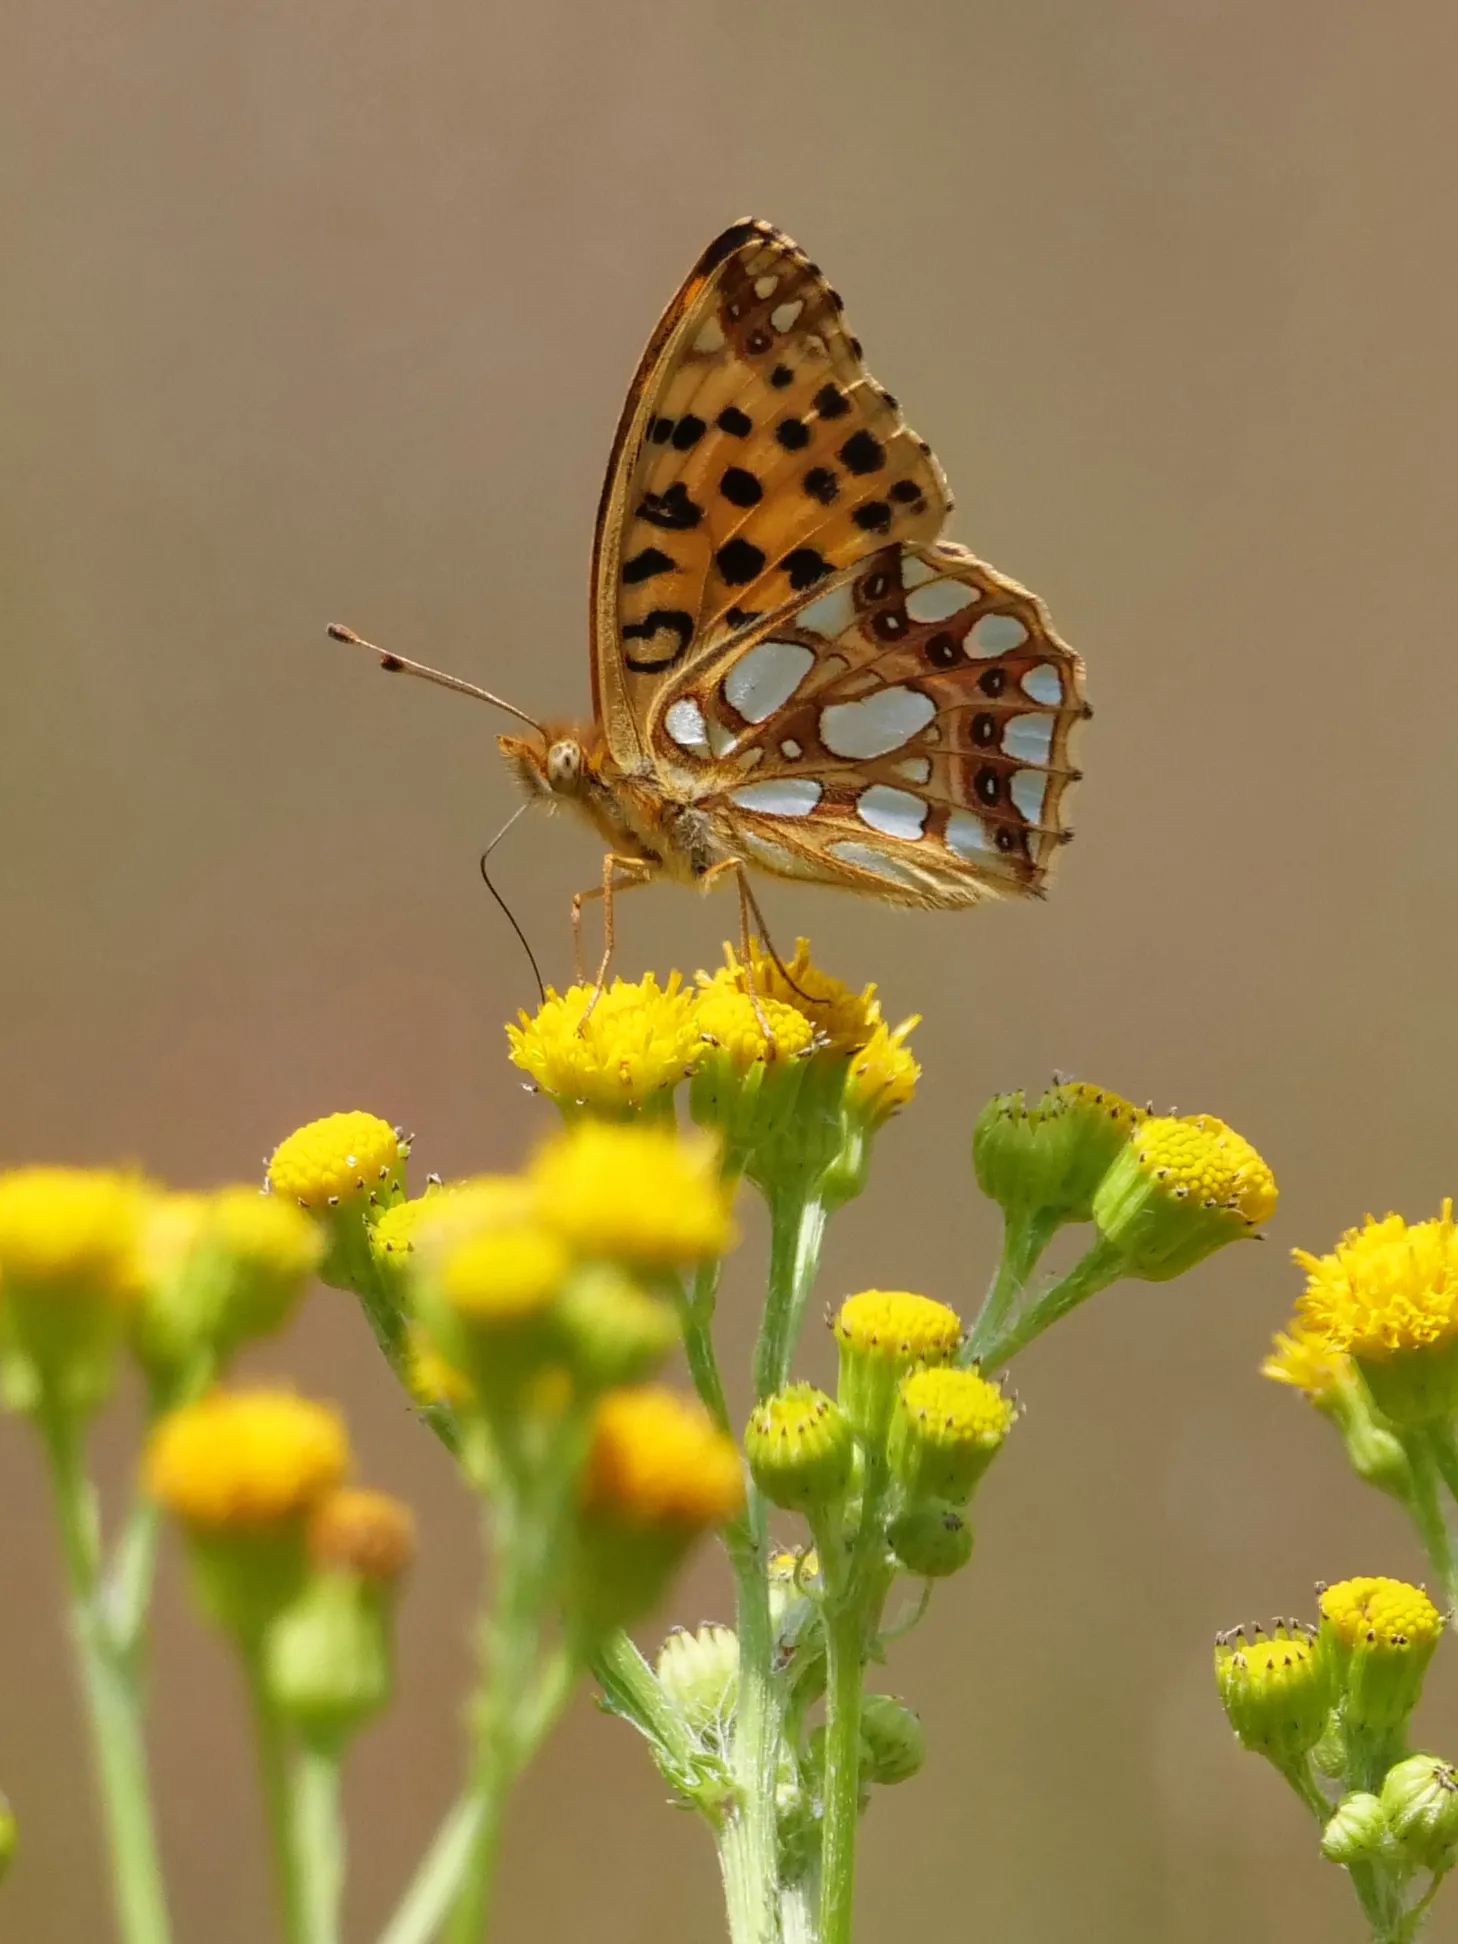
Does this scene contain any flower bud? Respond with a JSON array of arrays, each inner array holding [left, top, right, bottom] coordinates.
[[1318, 1578, 1442, 1734], [888, 1366, 1015, 1505], [1320, 1792, 1393, 1865], [1214, 1621, 1331, 1766], [0, 1792, 14, 1886], [973, 1082, 1144, 1226], [655, 1623, 739, 1736], [744, 1383, 854, 1515], [858, 1694, 925, 1785], [887, 1501, 974, 1579], [1093, 1114, 1276, 1281], [1381, 1755, 1458, 1872], [832, 1290, 962, 1448]]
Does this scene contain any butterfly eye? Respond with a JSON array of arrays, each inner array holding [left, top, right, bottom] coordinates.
[[546, 740, 584, 789]]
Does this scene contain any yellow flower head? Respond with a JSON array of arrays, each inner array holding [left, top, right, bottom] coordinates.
[[1092, 1112, 1277, 1280], [1295, 1204, 1458, 1362], [744, 1382, 855, 1513], [1214, 1621, 1330, 1763], [531, 1121, 734, 1269], [1262, 1324, 1353, 1409], [307, 1487, 415, 1584], [833, 1290, 963, 1364], [147, 1389, 349, 1530], [1319, 1577, 1443, 1654], [890, 1365, 1017, 1503], [0, 1166, 147, 1304], [507, 973, 701, 1113], [845, 1016, 921, 1124], [267, 1113, 407, 1212], [833, 1289, 964, 1444], [583, 1386, 744, 1532], [709, 937, 882, 1053], [692, 980, 817, 1072]]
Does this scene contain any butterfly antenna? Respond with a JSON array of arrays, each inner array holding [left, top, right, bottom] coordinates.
[[326, 624, 543, 733], [479, 803, 547, 1005]]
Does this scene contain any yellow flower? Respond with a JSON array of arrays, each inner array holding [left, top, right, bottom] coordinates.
[[744, 1382, 854, 1513], [1296, 1204, 1458, 1361], [709, 937, 883, 1052], [833, 1289, 964, 1443], [0, 1167, 149, 1413], [0, 1166, 147, 1304], [530, 1121, 735, 1268], [1214, 1621, 1330, 1764], [1262, 1323, 1353, 1406], [507, 973, 701, 1113], [266, 1112, 408, 1212], [1091, 1112, 1276, 1279], [307, 1488, 415, 1585], [845, 1016, 921, 1124], [889, 1365, 1016, 1503], [692, 981, 817, 1070], [147, 1389, 349, 1530], [1318, 1577, 1443, 1731], [582, 1386, 744, 1531]]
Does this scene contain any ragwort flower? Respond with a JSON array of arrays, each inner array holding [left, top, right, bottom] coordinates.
[[507, 973, 701, 1117], [1092, 1112, 1276, 1280]]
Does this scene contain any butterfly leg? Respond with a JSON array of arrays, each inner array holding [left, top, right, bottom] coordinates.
[[572, 852, 652, 1022], [696, 859, 785, 1046]]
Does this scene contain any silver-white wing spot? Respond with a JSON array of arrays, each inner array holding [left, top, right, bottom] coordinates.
[[1002, 715, 1055, 765], [793, 583, 856, 637], [967, 614, 1028, 655], [665, 698, 709, 752], [724, 641, 815, 723], [729, 778, 823, 817], [906, 579, 980, 624], [829, 839, 930, 889], [856, 784, 929, 839], [1010, 770, 1049, 825], [1020, 664, 1063, 706], [946, 809, 995, 859], [819, 687, 936, 759]]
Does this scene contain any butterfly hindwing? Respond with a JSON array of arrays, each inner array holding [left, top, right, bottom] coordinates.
[[592, 220, 951, 765], [647, 543, 1088, 906]]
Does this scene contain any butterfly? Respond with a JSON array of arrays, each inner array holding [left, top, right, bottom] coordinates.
[[332, 218, 1088, 982]]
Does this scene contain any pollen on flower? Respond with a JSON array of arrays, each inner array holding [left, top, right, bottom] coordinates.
[[692, 981, 817, 1070], [530, 1122, 735, 1268], [845, 1015, 921, 1123], [147, 1389, 349, 1530], [1130, 1115, 1278, 1224], [834, 1289, 963, 1363], [506, 973, 701, 1111], [1294, 1203, 1458, 1361], [711, 937, 883, 1052], [1319, 1577, 1443, 1652], [266, 1113, 407, 1212], [582, 1386, 744, 1531], [1262, 1323, 1353, 1403], [307, 1487, 415, 1584], [0, 1167, 148, 1303]]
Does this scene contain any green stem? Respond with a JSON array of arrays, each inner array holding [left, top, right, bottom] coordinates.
[[377, 1795, 486, 1944], [1348, 1859, 1409, 1944], [818, 1601, 865, 1944], [972, 1237, 1126, 1368], [1404, 1434, 1458, 1615], [726, 1491, 781, 1944], [780, 1871, 821, 1944], [1279, 1756, 1331, 1822], [245, 1655, 306, 1944], [295, 1744, 345, 1944], [1422, 1422, 1458, 1521], [754, 1182, 827, 1400], [37, 1403, 173, 1944], [964, 1207, 1058, 1365], [681, 1257, 732, 1432]]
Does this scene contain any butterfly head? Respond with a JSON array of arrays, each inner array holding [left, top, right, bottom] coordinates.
[[498, 724, 603, 804]]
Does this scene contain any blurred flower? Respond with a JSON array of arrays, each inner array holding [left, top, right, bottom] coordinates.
[[0, 1166, 148, 1414], [531, 1121, 734, 1270], [507, 973, 700, 1116], [147, 1388, 348, 1531], [307, 1487, 415, 1586]]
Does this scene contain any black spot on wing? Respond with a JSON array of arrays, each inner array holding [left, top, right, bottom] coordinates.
[[636, 483, 703, 531], [803, 466, 839, 505], [776, 418, 811, 451], [780, 548, 831, 590], [672, 414, 706, 451], [814, 384, 850, 419], [852, 500, 892, 534], [715, 537, 766, 585], [622, 547, 676, 585], [716, 406, 752, 437], [839, 430, 885, 475], [769, 364, 794, 389], [719, 467, 763, 508], [622, 610, 695, 673]]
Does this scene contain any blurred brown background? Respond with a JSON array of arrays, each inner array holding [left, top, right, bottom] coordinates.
[[3, 2, 1457, 1939]]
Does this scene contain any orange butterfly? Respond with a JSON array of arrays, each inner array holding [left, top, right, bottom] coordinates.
[[332, 218, 1088, 984]]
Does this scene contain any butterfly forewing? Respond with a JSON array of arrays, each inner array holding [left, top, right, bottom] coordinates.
[[592, 219, 950, 764], [649, 542, 1088, 906]]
